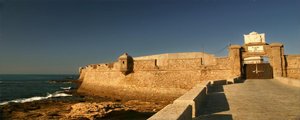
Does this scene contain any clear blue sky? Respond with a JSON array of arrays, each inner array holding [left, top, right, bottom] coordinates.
[[0, 0, 299, 74]]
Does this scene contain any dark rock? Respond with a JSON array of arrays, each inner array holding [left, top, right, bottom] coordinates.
[[75, 116, 90, 120], [27, 105, 41, 110], [26, 113, 43, 117], [47, 111, 60, 116]]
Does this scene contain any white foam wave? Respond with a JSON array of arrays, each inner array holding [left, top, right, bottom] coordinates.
[[60, 86, 71, 90], [0, 92, 72, 106]]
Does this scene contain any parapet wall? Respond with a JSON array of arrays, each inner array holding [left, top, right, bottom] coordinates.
[[148, 78, 238, 120], [133, 60, 157, 70], [133, 58, 204, 70], [285, 55, 300, 79], [167, 59, 202, 70], [134, 52, 217, 65]]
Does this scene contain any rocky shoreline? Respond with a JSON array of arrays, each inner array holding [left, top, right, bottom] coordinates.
[[0, 91, 169, 120]]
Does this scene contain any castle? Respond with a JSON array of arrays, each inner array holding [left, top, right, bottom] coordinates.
[[77, 32, 300, 101]]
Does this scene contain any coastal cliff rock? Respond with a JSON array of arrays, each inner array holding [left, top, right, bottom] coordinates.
[[65, 102, 124, 120], [0, 96, 166, 120]]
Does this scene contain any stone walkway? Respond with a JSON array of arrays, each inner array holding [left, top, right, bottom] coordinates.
[[196, 79, 300, 120]]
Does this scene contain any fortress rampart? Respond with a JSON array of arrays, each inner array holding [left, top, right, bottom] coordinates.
[[77, 52, 235, 101], [77, 32, 300, 101]]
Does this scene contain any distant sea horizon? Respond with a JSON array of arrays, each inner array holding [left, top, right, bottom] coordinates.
[[0, 74, 79, 105]]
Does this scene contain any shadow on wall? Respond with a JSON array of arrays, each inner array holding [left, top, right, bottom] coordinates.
[[197, 84, 233, 120], [234, 78, 246, 84]]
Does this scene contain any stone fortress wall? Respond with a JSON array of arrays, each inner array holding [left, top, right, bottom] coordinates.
[[285, 55, 300, 79], [77, 32, 300, 101], [78, 52, 235, 101]]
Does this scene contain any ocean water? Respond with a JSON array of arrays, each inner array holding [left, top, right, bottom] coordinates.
[[0, 74, 79, 105]]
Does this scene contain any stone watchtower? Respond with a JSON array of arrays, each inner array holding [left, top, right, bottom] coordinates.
[[118, 53, 134, 75]]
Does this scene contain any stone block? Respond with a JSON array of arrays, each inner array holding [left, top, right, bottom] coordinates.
[[173, 83, 208, 117], [147, 103, 192, 120]]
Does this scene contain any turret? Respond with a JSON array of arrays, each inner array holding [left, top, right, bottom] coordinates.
[[118, 53, 133, 75]]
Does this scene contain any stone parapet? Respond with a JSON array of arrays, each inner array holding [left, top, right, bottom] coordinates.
[[147, 103, 192, 120], [270, 42, 283, 47], [148, 78, 238, 120], [173, 81, 211, 117]]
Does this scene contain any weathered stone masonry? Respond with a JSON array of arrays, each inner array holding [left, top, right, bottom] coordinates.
[[78, 52, 233, 101], [77, 32, 300, 101], [285, 55, 300, 79]]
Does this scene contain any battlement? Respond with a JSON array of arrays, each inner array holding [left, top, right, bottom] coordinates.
[[79, 52, 223, 73]]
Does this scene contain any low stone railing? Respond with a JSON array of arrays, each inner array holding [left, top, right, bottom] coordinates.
[[147, 81, 211, 120], [147, 102, 193, 120], [148, 77, 241, 120], [275, 77, 300, 88]]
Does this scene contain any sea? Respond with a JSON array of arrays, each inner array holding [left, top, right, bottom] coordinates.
[[0, 74, 79, 105]]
